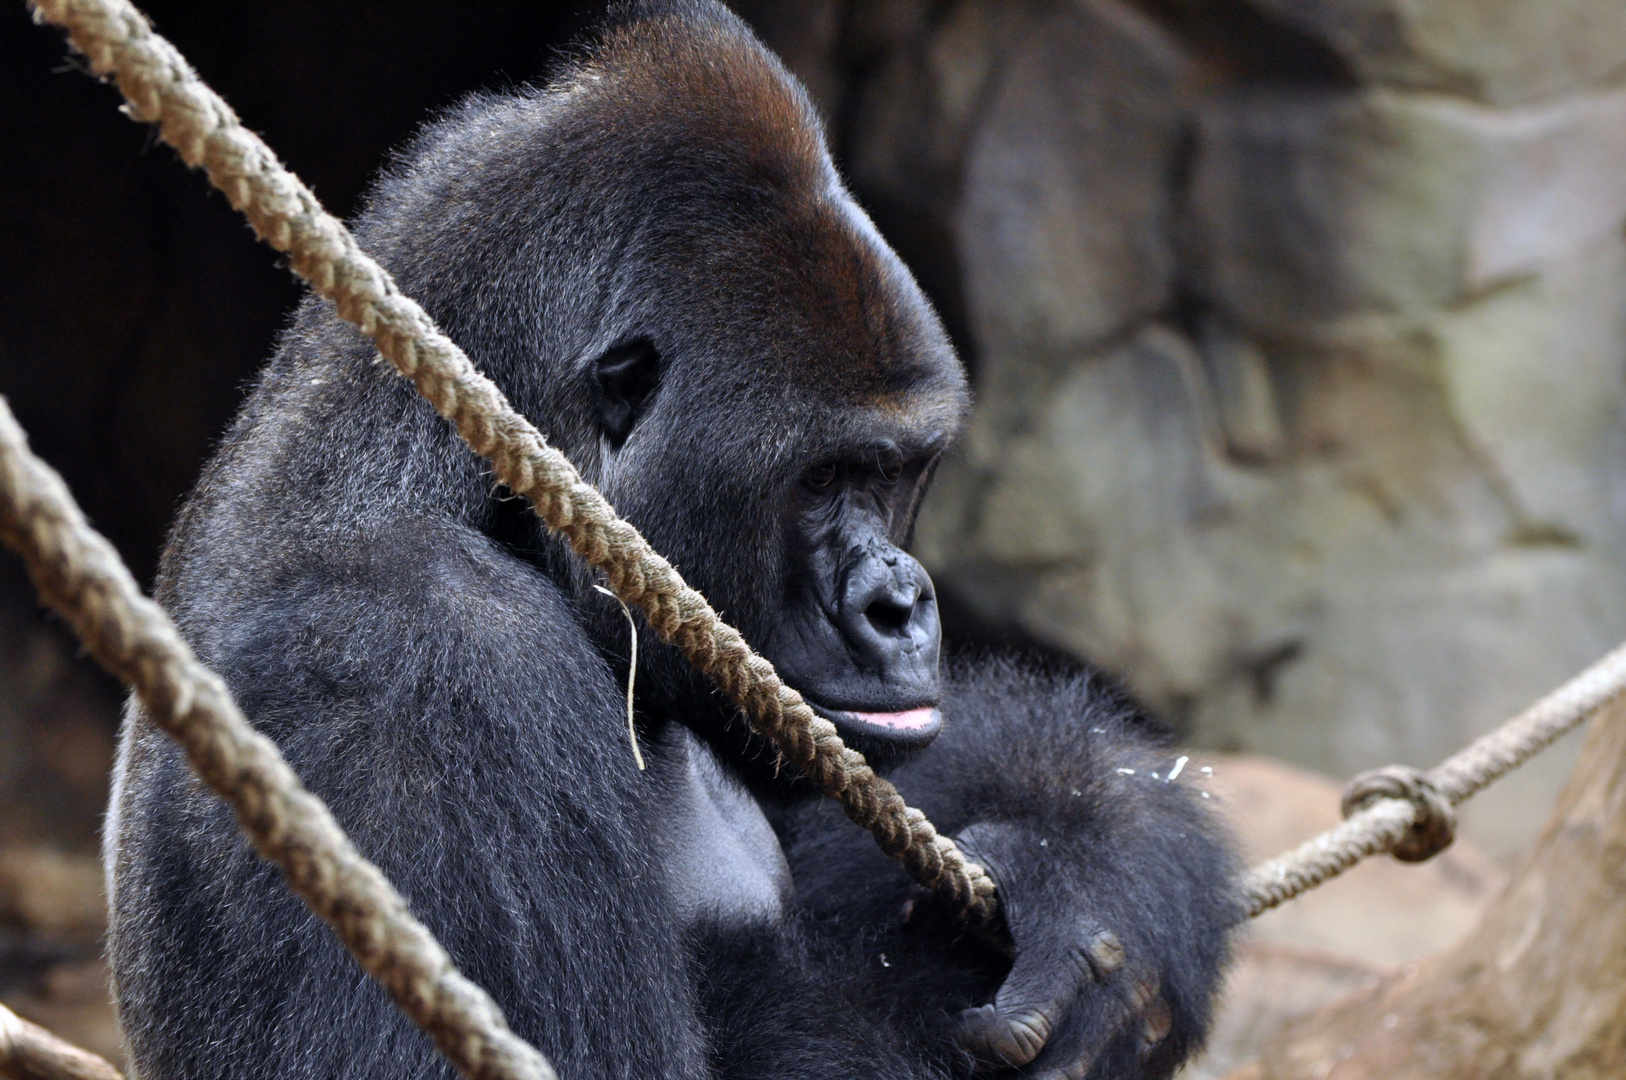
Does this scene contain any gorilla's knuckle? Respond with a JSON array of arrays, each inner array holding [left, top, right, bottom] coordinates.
[[1131, 973, 1161, 1012], [1085, 929, 1126, 978], [996, 1010, 1053, 1068], [1142, 995, 1174, 1048]]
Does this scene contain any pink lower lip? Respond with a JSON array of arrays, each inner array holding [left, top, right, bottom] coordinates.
[[844, 707, 940, 730]]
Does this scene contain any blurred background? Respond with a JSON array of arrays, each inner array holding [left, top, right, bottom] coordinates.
[[2, 0, 1624, 1074]]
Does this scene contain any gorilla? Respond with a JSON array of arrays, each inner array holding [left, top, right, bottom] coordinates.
[[104, 3, 1238, 1078]]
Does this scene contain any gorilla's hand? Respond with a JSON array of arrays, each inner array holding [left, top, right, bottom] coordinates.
[[951, 823, 1172, 1080]]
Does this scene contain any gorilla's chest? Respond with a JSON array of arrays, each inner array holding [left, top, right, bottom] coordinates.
[[654, 728, 793, 928]]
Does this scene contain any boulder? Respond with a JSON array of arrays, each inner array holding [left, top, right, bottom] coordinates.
[[1190, 85, 1626, 333], [1435, 239, 1626, 546], [955, 0, 1194, 363], [1242, 0, 1626, 106]]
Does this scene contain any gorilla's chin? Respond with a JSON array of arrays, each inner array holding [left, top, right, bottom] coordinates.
[[763, 616, 945, 755]]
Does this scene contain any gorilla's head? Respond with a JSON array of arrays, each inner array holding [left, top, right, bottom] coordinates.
[[355, 0, 967, 763]]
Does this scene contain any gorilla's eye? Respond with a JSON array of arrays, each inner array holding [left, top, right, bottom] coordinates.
[[805, 463, 839, 491], [592, 338, 662, 449], [875, 454, 904, 485]]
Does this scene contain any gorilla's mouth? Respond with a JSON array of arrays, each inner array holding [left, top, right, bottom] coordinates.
[[844, 707, 939, 731], [808, 702, 944, 744]]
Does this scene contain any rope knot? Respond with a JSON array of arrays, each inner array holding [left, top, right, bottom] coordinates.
[[1340, 765, 1456, 863]]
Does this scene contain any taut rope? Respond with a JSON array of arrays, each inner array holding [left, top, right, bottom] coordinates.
[[1240, 640, 1626, 917]]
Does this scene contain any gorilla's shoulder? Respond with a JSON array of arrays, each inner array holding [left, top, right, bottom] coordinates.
[[170, 512, 616, 738]]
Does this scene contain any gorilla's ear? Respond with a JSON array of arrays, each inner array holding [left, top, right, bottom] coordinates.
[[592, 338, 662, 448]]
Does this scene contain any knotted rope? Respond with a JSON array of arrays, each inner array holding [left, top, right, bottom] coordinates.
[[0, 399, 556, 1080], [25, 0, 996, 923], [1339, 766, 1455, 864], [1239, 639, 1626, 917]]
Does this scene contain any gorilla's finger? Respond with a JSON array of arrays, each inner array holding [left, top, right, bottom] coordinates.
[[955, 918, 1128, 1068], [1086, 929, 1125, 976], [1132, 973, 1172, 1050], [1019, 985, 1135, 1080], [953, 1001, 1056, 1069], [1143, 994, 1173, 1048], [1129, 972, 1159, 1012]]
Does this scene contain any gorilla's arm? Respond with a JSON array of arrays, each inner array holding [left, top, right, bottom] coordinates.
[[781, 656, 1240, 1080], [107, 518, 711, 1080]]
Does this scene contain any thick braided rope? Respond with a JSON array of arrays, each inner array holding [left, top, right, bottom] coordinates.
[[1240, 639, 1626, 918], [0, 400, 555, 1080], [26, 0, 996, 921], [0, 1000, 123, 1080]]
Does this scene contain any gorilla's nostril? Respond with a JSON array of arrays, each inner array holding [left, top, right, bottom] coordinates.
[[865, 595, 913, 636], [840, 545, 937, 656]]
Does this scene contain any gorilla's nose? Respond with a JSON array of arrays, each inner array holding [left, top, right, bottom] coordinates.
[[841, 548, 939, 669]]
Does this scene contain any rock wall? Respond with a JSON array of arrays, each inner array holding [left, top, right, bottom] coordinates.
[[746, 0, 1626, 856]]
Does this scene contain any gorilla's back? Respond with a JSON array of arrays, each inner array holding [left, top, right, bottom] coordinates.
[[104, 136, 718, 1080]]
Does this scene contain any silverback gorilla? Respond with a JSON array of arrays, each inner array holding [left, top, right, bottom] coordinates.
[[105, 3, 1239, 1078]]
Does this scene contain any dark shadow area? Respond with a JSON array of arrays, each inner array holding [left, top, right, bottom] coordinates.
[[0, 1, 598, 587], [1135, 0, 1358, 87]]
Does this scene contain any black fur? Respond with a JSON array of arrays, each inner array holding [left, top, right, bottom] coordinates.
[[105, 4, 1239, 1079]]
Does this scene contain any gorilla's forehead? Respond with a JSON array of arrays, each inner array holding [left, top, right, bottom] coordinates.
[[360, 1, 966, 443], [567, 8, 969, 409], [573, 8, 828, 179], [822, 390, 969, 461]]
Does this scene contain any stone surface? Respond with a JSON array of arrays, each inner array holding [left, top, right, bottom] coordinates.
[[0, 849, 105, 945], [843, 0, 1034, 218], [1190, 84, 1626, 333], [1198, 315, 1288, 464], [955, 0, 1194, 363], [0, 565, 117, 855], [0, 848, 118, 1064], [1436, 239, 1626, 545], [1244, 0, 1626, 106], [1, 958, 124, 1069]]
